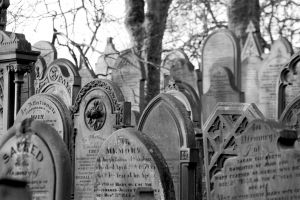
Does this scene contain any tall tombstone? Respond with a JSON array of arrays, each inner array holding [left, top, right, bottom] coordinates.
[[203, 102, 264, 199], [241, 21, 263, 104], [211, 119, 300, 200], [15, 93, 73, 151], [202, 29, 240, 94], [34, 58, 81, 107], [279, 95, 300, 130], [0, 118, 72, 200], [111, 49, 146, 113], [258, 37, 293, 119], [72, 79, 131, 200], [94, 128, 175, 200], [202, 66, 242, 124], [138, 93, 198, 200], [162, 50, 201, 95], [95, 37, 119, 79], [278, 52, 300, 117]]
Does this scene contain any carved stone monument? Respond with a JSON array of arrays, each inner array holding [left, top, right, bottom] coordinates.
[[241, 21, 263, 104], [94, 128, 175, 200], [211, 119, 299, 200], [72, 79, 131, 200], [138, 93, 198, 200], [202, 29, 240, 94], [279, 95, 300, 130], [0, 118, 72, 200], [258, 37, 293, 119], [203, 103, 264, 199]]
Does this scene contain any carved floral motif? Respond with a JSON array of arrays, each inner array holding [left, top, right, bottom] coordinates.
[[85, 99, 106, 131]]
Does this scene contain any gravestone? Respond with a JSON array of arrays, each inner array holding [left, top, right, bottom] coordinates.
[[258, 37, 293, 119], [138, 93, 198, 200], [95, 37, 119, 78], [202, 29, 240, 94], [279, 95, 300, 130], [33, 41, 57, 67], [203, 102, 264, 199], [94, 128, 175, 200], [15, 93, 73, 151], [241, 21, 263, 104], [162, 50, 201, 95], [78, 62, 97, 87], [111, 49, 146, 112], [72, 79, 131, 200], [211, 119, 299, 200], [34, 58, 81, 107], [202, 66, 242, 124], [278, 52, 300, 117], [0, 118, 72, 200]]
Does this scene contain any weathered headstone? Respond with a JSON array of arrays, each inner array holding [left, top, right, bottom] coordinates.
[[241, 21, 263, 104], [278, 52, 300, 117], [258, 37, 293, 119], [111, 49, 146, 112], [94, 128, 175, 200], [72, 79, 131, 200], [15, 93, 73, 147], [0, 118, 72, 200], [34, 58, 81, 107], [162, 50, 201, 95], [211, 119, 299, 200], [95, 37, 119, 79], [78, 62, 97, 87], [202, 29, 240, 94], [279, 95, 300, 130], [202, 66, 242, 123], [138, 93, 198, 200], [203, 102, 264, 199], [33, 41, 57, 67]]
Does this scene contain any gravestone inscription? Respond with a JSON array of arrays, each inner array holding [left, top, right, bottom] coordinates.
[[94, 128, 175, 200], [0, 119, 72, 200], [202, 29, 240, 93], [211, 119, 300, 200]]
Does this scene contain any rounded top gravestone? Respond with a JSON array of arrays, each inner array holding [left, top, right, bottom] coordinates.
[[94, 128, 175, 200], [33, 41, 57, 66], [0, 118, 72, 200]]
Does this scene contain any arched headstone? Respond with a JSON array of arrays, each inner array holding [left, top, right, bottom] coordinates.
[[0, 119, 72, 200], [279, 95, 300, 130], [203, 102, 264, 200], [35, 58, 81, 107], [72, 79, 131, 200], [202, 29, 240, 94], [138, 93, 197, 200], [258, 37, 293, 119], [94, 128, 175, 200], [33, 41, 57, 66]]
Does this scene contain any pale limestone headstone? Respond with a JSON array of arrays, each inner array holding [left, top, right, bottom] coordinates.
[[241, 21, 263, 104], [211, 119, 299, 200], [72, 79, 131, 200], [94, 128, 175, 200], [162, 50, 201, 95], [202, 66, 242, 123], [203, 103, 264, 199], [33, 41, 57, 66], [95, 37, 119, 79], [111, 49, 146, 113], [278, 52, 300, 117], [202, 29, 240, 94], [0, 119, 72, 200], [258, 37, 293, 119], [138, 93, 198, 200], [34, 58, 81, 107]]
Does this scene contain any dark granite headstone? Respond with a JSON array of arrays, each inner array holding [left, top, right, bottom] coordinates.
[[203, 102, 264, 199], [72, 79, 131, 200], [94, 128, 175, 200], [202, 29, 240, 94], [0, 119, 72, 200], [258, 37, 293, 119], [211, 119, 299, 200], [138, 93, 198, 200]]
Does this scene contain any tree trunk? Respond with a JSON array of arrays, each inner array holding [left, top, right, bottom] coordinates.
[[227, 0, 262, 47], [125, 0, 172, 106]]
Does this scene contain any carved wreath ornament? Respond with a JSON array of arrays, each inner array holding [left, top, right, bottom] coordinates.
[[85, 99, 106, 131]]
